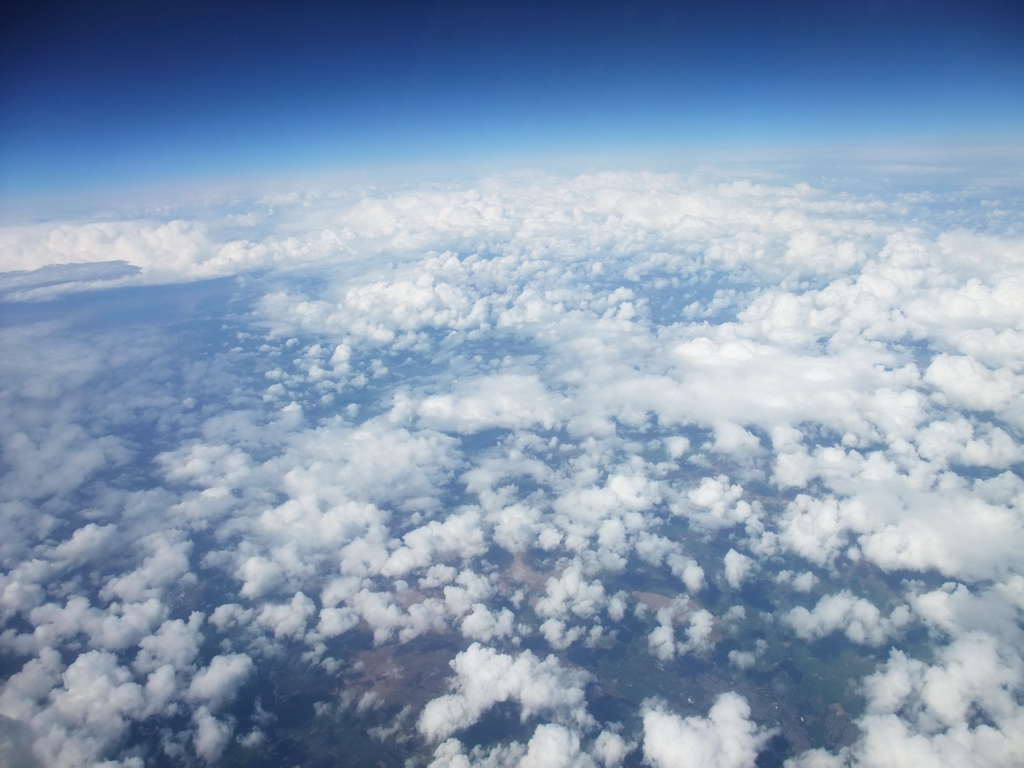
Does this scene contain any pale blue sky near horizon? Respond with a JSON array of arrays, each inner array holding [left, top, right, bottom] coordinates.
[[2, 0, 1022, 213]]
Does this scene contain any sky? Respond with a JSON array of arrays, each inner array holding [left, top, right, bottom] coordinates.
[[2, 0, 1023, 207]]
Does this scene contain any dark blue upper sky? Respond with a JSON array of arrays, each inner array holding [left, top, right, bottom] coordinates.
[[2, 0, 1022, 206]]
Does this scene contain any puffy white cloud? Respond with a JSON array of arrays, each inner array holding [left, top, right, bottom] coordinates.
[[794, 632, 1024, 768], [53, 651, 144, 730], [277, 417, 461, 515], [723, 549, 754, 590], [856, 490, 1023, 580], [786, 591, 911, 646], [0, 650, 149, 768], [256, 592, 316, 639], [518, 723, 593, 768], [418, 643, 592, 742], [907, 580, 1024, 646], [0, 421, 130, 503], [642, 693, 771, 768], [646, 599, 717, 661], [237, 555, 286, 600], [593, 730, 633, 767], [460, 604, 515, 642], [99, 531, 194, 604], [381, 509, 488, 578], [348, 589, 404, 645], [415, 374, 565, 433], [5, 596, 167, 655], [863, 633, 1021, 729], [141, 664, 178, 717], [315, 606, 359, 638], [193, 706, 233, 764], [684, 477, 757, 531], [915, 418, 1021, 469], [133, 612, 204, 674], [924, 354, 1019, 413], [187, 653, 254, 711], [728, 640, 767, 671], [535, 561, 607, 622]]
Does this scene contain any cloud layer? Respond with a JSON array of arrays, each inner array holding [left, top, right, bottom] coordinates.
[[1, 169, 1022, 766]]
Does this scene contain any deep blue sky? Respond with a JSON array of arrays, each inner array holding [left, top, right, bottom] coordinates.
[[2, 0, 1022, 206]]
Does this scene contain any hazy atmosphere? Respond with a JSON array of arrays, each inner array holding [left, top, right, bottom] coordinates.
[[2, 2, 1023, 767]]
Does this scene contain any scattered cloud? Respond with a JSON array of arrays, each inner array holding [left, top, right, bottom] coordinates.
[[642, 694, 772, 768], [1, 169, 1021, 766]]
